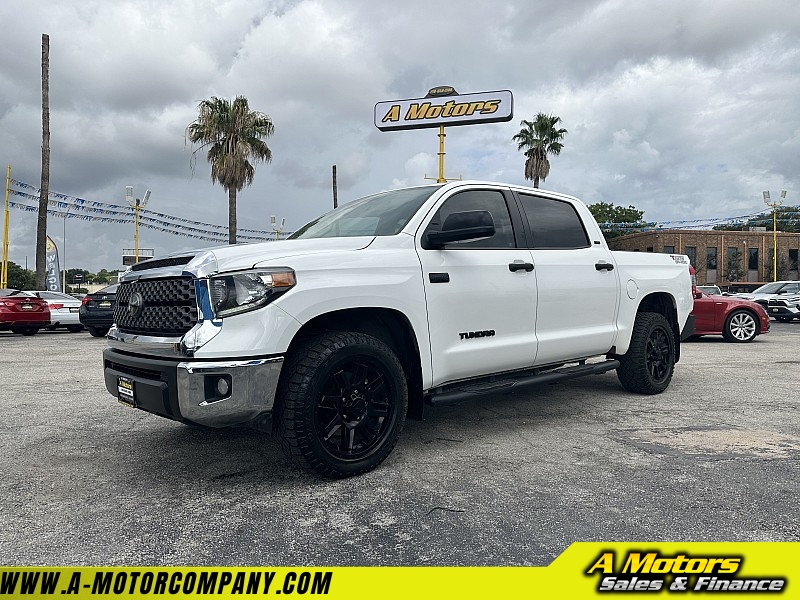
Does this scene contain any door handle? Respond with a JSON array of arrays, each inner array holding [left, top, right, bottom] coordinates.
[[509, 262, 534, 272], [595, 262, 614, 271]]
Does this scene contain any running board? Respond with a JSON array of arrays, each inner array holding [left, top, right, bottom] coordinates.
[[425, 359, 620, 406]]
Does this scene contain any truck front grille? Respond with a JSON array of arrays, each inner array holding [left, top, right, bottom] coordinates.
[[115, 277, 198, 336]]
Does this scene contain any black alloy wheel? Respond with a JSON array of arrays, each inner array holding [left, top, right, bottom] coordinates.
[[617, 312, 675, 395], [645, 325, 672, 382], [315, 357, 394, 462], [276, 331, 408, 478]]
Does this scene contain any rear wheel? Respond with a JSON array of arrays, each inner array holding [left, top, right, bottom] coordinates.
[[11, 327, 39, 336], [723, 310, 758, 343], [87, 326, 109, 337], [275, 331, 408, 478], [617, 312, 675, 394]]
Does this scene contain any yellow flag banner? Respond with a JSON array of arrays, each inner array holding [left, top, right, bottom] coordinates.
[[2, 542, 798, 599]]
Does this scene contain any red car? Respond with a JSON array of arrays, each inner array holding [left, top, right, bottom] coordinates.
[[691, 291, 770, 343], [0, 289, 51, 336]]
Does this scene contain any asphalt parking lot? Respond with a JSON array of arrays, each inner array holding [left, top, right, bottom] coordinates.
[[1, 324, 798, 566]]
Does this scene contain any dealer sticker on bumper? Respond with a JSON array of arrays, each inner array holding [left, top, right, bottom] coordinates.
[[117, 376, 135, 407]]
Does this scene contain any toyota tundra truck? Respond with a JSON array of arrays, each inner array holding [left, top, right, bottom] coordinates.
[[103, 181, 694, 477]]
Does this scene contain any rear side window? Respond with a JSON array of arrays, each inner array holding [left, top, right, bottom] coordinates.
[[423, 189, 516, 249], [518, 194, 590, 249]]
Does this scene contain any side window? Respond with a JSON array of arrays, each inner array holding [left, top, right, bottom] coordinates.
[[518, 194, 590, 249], [424, 189, 515, 249]]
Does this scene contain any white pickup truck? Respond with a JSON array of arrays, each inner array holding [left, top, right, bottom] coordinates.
[[103, 181, 694, 477]]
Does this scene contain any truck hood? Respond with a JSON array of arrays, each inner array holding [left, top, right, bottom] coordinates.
[[189, 237, 375, 276]]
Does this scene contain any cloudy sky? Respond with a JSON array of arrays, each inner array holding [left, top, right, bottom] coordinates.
[[1, 0, 799, 274]]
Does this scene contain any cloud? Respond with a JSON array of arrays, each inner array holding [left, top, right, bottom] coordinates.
[[0, 0, 798, 273]]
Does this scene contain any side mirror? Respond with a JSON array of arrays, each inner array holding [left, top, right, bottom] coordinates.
[[424, 210, 495, 249], [694, 291, 703, 300]]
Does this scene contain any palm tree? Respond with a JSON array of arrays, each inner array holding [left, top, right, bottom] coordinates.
[[187, 96, 274, 244], [512, 113, 567, 188]]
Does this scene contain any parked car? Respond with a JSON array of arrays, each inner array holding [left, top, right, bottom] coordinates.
[[765, 296, 800, 322], [0, 289, 51, 335], [32, 291, 84, 332], [732, 280, 800, 307], [79, 284, 118, 337], [697, 284, 722, 295], [691, 291, 771, 343]]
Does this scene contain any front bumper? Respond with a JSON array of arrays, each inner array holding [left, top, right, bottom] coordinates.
[[765, 304, 800, 320], [103, 348, 284, 428]]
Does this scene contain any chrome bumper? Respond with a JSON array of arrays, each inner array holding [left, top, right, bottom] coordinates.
[[177, 357, 284, 427], [103, 349, 284, 428]]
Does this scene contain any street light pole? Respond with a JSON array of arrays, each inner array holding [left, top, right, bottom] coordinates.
[[270, 215, 286, 240], [126, 186, 151, 263], [763, 190, 787, 282]]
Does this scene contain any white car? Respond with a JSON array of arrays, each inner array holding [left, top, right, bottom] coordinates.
[[732, 281, 800, 306], [697, 285, 722, 295], [32, 291, 84, 332]]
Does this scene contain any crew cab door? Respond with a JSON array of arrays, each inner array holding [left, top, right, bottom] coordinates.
[[514, 191, 620, 365], [416, 187, 538, 386]]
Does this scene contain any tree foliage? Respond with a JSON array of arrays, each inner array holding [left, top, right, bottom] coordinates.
[[587, 202, 646, 240], [512, 114, 567, 188], [187, 96, 275, 244], [724, 248, 744, 282], [3, 262, 118, 291], [6, 261, 35, 290]]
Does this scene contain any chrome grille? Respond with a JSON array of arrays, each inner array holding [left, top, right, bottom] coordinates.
[[115, 277, 198, 336]]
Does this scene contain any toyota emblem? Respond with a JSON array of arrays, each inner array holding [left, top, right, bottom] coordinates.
[[128, 291, 144, 319]]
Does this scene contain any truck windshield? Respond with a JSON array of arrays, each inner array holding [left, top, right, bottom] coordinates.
[[288, 186, 440, 239]]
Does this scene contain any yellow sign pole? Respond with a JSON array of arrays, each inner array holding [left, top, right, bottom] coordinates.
[[426, 126, 461, 184], [763, 190, 786, 282], [437, 126, 446, 183], [1, 165, 10, 288]]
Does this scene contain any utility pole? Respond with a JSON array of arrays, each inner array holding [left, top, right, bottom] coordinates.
[[35, 33, 51, 289], [1, 165, 10, 288]]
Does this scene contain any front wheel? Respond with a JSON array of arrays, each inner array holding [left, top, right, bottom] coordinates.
[[617, 312, 675, 394], [87, 326, 109, 337], [275, 331, 408, 478], [11, 327, 39, 336], [723, 310, 758, 343]]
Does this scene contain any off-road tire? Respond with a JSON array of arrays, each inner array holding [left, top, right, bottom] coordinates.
[[87, 326, 109, 337], [722, 310, 758, 343], [617, 312, 675, 394], [275, 331, 408, 478]]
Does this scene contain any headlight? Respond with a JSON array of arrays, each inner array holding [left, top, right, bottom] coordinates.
[[208, 268, 296, 318]]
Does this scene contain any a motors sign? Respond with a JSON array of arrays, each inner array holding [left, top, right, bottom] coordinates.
[[374, 89, 513, 131]]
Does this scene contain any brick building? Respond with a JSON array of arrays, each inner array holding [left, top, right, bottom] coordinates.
[[607, 229, 800, 288]]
